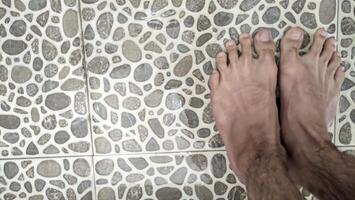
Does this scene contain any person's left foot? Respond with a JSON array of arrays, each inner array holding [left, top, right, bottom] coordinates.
[[210, 29, 281, 183]]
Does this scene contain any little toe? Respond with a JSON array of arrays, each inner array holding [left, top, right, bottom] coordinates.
[[225, 40, 239, 67], [308, 28, 328, 56], [239, 33, 253, 61], [334, 66, 345, 88], [216, 52, 228, 73], [320, 37, 337, 64], [254, 29, 276, 62], [327, 52, 342, 77], [280, 27, 304, 60]]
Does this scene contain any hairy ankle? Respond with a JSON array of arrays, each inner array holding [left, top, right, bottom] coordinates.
[[289, 143, 355, 200], [245, 144, 302, 200]]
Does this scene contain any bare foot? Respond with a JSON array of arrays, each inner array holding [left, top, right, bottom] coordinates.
[[210, 29, 280, 182], [279, 27, 345, 157]]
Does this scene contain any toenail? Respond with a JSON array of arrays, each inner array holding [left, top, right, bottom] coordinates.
[[259, 30, 272, 42], [319, 29, 328, 37], [240, 33, 249, 39], [287, 29, 302, 40], [217, 52, 225, 58], [340, 66, 345, 72], [331, 41, 337, 50], [337, 52, 342, 57], [227, 41, 235, 48]]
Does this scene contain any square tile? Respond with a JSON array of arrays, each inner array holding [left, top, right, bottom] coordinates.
[[335, 0, 355, 146], [94, 151, 245, 200], [81, 0, 338, 155], [0, 156, 94, 200], [0, 0, 92, 158]]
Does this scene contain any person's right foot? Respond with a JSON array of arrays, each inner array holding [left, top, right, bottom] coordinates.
[[279, 27, 345, 157]]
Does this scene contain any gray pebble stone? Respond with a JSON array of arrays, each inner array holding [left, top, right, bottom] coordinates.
[[71, 117, 88, 138], [292, 0, 305, 14], [134, 63, 153, 82], [45, 92, 71, 111], [165, 93, 185, 110], [10, 20, 26, 37], [186, 0, 205, 12], [95, 159, 114, 175], [144, 89, 163, 107], [262, 6, 280, 24], [54, 131, 70, 144], [156, 187, 182, 200], [122, 40, 142, 62], [42, 40, 57, 61], [0, 115, 21, 129], [37, 160, 61, 177], [195, 184, 213, 200], [96, 12, 113, 39], [151, 0, 168, 12], [29, 0, 47, 10], [110, 64, 131, 79], [63, 9, 78, 37], [95, 137, 112, 153], [170, 167, 187, 185], [73, 158, 91, 177], [339, 122, 351, 144], [211, 154, 227, 178], [4, 162, 19, 179], [214, 12, 233, 26], [126, 184, 143, 200], [240, 0, 261, 11], [341, 17, 355, 35], [186, 154, 207, 171], [122, 139, 142, 152], [87, 56, 110, 74], [11, 65, 32, 83], [217, 0, 238, 9], [319, 0, 337, 24], [68, 141, 90, 153], [98, 187, 115, 200], [197, 15, 211, 31], [300, 12, 317, 29]]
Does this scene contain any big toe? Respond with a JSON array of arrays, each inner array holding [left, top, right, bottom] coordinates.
[[280, 27, 304, 60], [254, 29, 276, 62]]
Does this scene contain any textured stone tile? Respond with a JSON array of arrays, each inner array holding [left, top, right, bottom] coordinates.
[[94, 151, 246, 200], [335, 0, 355, 146], [0, 0, 91, 158], [81, 0, 338, 154], [0, 157, 94, 200]]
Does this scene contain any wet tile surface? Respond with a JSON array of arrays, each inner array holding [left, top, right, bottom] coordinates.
[[335, 0, 355, 146], [94, 151, 246, 200], [0, 0, 91, 158], [0, 157, 94, 200], [81, 0, 337, 155]]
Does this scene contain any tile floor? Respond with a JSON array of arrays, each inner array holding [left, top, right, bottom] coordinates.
[[0, 0, 354, 199]]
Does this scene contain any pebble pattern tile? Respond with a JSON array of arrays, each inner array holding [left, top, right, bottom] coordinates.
[[335, 0, 355, 146], [0, 0, 91, 158], [81, 0, 338, 155], [0, 157, 94, 200], [94, 151, 246, 200]]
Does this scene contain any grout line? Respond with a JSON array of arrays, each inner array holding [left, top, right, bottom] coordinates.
[[0, 154, 93, 161], [77, 0, 97, 198], [92, 148, 228, 158], [333, 0, 340, 145]]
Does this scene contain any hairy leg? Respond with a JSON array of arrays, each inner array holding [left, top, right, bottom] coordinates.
[[210, 29, 302, 199], [247, 144, 302, 200], [280, 27, 355, 199]]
